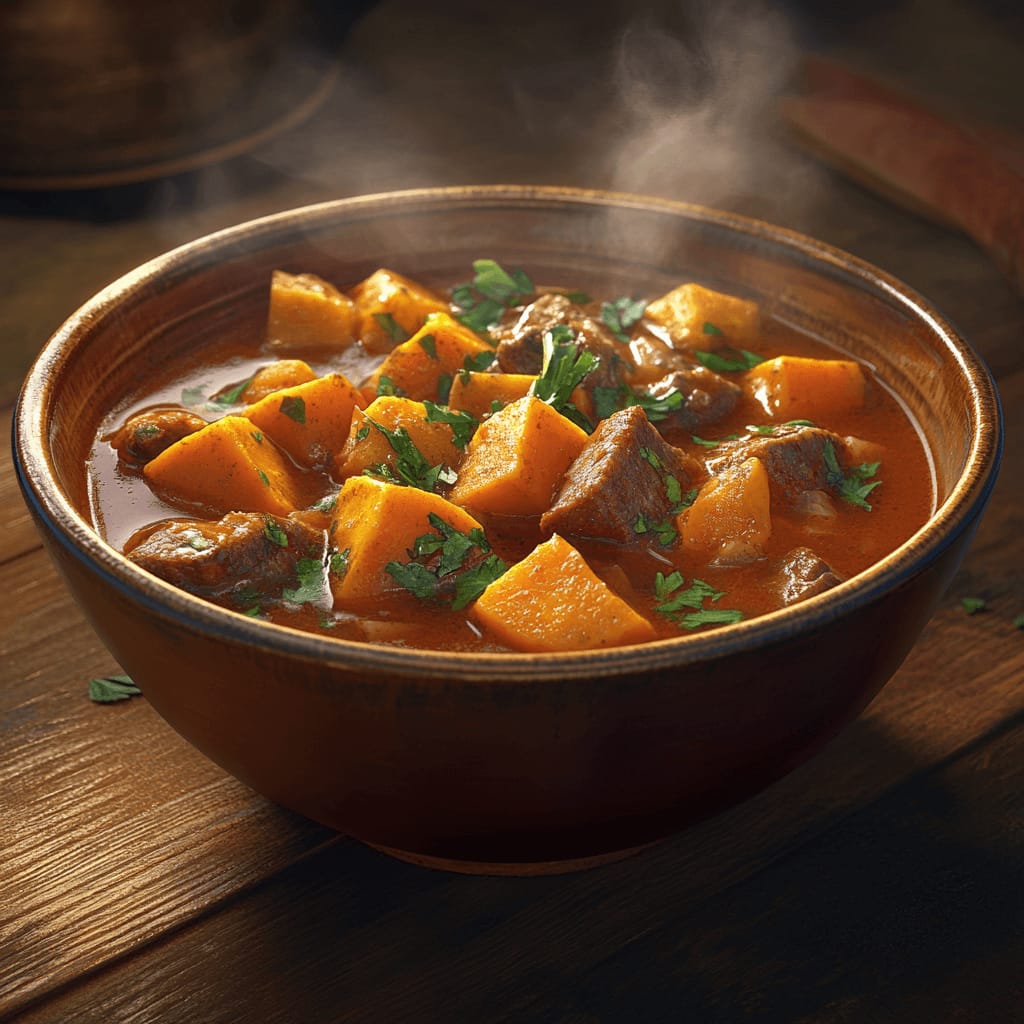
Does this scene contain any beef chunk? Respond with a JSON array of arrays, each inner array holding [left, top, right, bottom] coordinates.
[[125, 512, 325, 597], [647, 366, 742, 434], [492, 293, 628, 394], [541, 405, 699, 544], [774, 546, 844, 606], [110, 408, 207, 465], [707, 424, 846, 503]]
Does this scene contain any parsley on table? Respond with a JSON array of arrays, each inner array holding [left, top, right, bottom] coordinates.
[[695, 348, 765, 373], [601, 296, 646, 342], [823, 440, 882, 510], [362, 417, 457, 492], [386, 513, 506, 610], [653, 571, 744, 631], [529, 324, 597, 431], [88, 674, 142, 704]]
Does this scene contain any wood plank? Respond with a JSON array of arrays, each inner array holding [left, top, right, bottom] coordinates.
[[0, 407, 43, 565]]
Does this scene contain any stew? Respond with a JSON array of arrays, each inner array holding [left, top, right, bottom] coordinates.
[[89, 261, 935, 653]]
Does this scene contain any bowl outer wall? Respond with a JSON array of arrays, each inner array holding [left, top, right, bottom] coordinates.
[[12, 186, 1003, 863]]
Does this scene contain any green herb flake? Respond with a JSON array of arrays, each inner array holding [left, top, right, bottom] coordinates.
[[529, 324, 597, 431], [452, 554, 506, 610], [134, 424, 160, 440], [601, 296, 646, 343], [1012, 613, 1024, 630], [283, 557, 328, 605], [251, 430, 264, 443], [362, 417, 455, 492], [88, 674, 142, 704], [463, 350, 497, 373], [961, 596, 987, 615], [355, 425, 371, 441], [263, 518, 289, 547], [559, 290, 592, 304], [419, 334, 438, 360], [823, 440, 882, 510], [470, 259, 534, 305], [691, 435, 720, 449], [376, 375, 404, 398], [678, 608, 745, 630], [373, 312, 409, 343], [185, 532, 212, 552], [385, 560, 439, 600], [257, 469, 270, 487], [437, 372, 454, 404], [703, 321, 724, 336], [312, 493, 338, 513], [329, 548, 350, 579], [423, 401, 479, 449], [695, 348, 765, 373], [279, 395, 306, 424], [654, 572, 743, 631]]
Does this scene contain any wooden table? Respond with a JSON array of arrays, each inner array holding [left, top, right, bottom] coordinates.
[[2, 3, 1022, 1021]]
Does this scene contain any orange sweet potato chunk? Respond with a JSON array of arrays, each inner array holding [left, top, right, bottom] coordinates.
[[447, 397, 589, 517], [329, 476, 485, 604], [334, 395, 464, 481], [350, 268, 449, 355], [447, 371, 536, 420], [746, 355, 866, 421], [243, 373, 366, 469], [680, 456, 771, 554], [472, 534, 657, 652], [267, 271, 358, 351], [240, 359, 316, 403], [365, 312, 494, 403], [144, 415, 304, 516], [645, 283, 760, 348]]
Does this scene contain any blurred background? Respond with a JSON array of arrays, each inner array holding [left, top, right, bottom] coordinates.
[[1, 0, 1022, 406]]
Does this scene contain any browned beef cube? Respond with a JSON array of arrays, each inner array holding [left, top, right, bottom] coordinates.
[[125, 512, 325, 597], [540, 405, 699, 544], [492, 293, 628, 394], [707, 424, 846, 502], [110, 408, 207, 466], [774, 547, 844, 605], [647, 366, 742, 434]]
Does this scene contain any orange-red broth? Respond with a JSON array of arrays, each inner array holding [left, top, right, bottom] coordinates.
[[89, 316, 935, 652]]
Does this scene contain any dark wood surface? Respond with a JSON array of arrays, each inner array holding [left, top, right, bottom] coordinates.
[[2, 2, 1022, 1021]]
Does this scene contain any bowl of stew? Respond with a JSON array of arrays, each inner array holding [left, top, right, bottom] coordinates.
[[14, 186, 1001, 872]]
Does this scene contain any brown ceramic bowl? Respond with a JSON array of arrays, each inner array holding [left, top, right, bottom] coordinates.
[[13, 186, 1002, 873]]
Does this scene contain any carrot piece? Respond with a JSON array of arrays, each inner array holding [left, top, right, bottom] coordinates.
[[143, 415, 304, 516], [243, 372, 367, 470], [447, 396, 589, 517], [365, 312, 494, 403], [335, 395, 464, 482], [350, 268, 449, 355], [645, 283, 761, 348], [266, 270, 358, 351], [746, 355, 866, 421], [447, 370, 537, 419], [329, 476, 485, 603], [240, 359, 316, 403], [680, 456, 771, 555], [472, 534, 657, 652]]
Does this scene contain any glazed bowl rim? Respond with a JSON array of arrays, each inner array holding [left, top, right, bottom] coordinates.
[[13, 184, 1003, 682]]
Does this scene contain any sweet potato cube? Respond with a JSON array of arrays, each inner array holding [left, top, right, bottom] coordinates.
[[366, 312, 494, 403], [746, 356, 866, 421], [680, 456, 772, 554], [350, 268, 449, 355], [335, 395, 464, 481], [240, 359, 316, 403], [144, 415, 304, 516], [447, 371, 536, 419], [329, 476, 486, 603], [243, 373, 366, 469], [472, 534, 657, 652], [267, 271, 358, 351], [448, 397, 589, 517], [645, 283, 760, 348]]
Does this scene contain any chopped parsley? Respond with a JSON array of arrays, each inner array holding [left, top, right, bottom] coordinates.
[[283, 557, 329, 605], [422, 401, 479, 449], [257, 469, 270, 487], [279, 395, 306, 424], [601, 296, 646, 342], [453, 259, 534, 334], [134, 424, 160, 440], [529, 324, 597, 431], [695, 348, 765, 373], [362, 416, 457, 492], [961, 596, 987, 615], [251, 430, 264, 443], [373, 312, 409, 343], [592, 384, 684, 423], [418, 334, 438, 359], [386, 513, 506, 610], [88, 674, 142, 704], [654, 571, 744, 630], [312, 493, 338, 513], [703, 321, 724, 336], [823, 440, 882, 510], [329, 548, 350, 579], [633, 513, 677, 546], [263, 518, 289, 547], [181, 375, 255, 411], [376, 375, 404, 398]]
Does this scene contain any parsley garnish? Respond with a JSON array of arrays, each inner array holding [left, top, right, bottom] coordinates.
[[263, 518, 289, 547], [251, 430, 263, 443], [134, 424, 160, 440], [279, 395, 306, 424], [463, 350, 497, 374], [703, 321, 724, 336], [592, 384, 685, 423], [529, 324, 597, 431], [362, 416, 457, 491], [653, 571, 744, 630], [89, 674, 142, 703], [283, 557, 329, 605], [559, 290, 592, 303], [181, 376, 255, 411], [422, 401, 479, 449], [633, 513, 677, 546], [257, 469, 270, 487], [823, 440, 882, 510], [437, 372, 454, 404], [185, 530, 212, 551], [373, 312, 409, 343], [376, 375, 404, 398], [329, 548, 350, 579], [453, 259, 534, 334], [312, 493, 338, 513], [419, 334, 438, 360], [385, 513, 506, 610], [691, 435, 720, 448], [601, 296, 646, 343], [961, 596, 986, 615], [695, 348, 765, 373]]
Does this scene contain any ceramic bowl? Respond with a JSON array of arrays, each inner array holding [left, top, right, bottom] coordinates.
[[13, 186, 1002, 873]]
